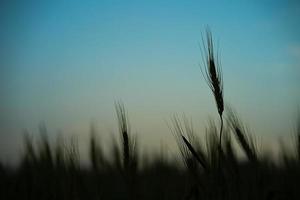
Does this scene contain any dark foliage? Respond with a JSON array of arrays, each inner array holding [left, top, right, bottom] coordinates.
[[0, 114, 299, 200]]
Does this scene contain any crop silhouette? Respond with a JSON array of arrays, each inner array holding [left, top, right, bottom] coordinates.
[[200, 29, 224, 149], [0, 31, 299, 200]]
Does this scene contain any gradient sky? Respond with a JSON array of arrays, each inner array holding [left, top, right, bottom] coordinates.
[[1, 0, 299, 163]]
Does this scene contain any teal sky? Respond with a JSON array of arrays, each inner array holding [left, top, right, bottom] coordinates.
[[1, 0, 299, 163]]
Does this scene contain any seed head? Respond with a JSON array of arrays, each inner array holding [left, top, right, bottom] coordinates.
[[200, 29, 224, 116]]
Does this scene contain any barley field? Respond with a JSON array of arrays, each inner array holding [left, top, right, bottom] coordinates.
[[1, 30, 299, 200]]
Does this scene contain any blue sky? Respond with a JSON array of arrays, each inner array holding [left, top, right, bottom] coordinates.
[[0, 0, 299, 163]]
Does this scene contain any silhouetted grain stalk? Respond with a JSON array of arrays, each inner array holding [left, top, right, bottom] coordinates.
[[182, 136, 207, 171], [199, 29, 229, 198], [116, 102, 130, 171], [171, 115, 208, 172], [177, 29, 224, 169], [171, 116, 207, 200], [90, 132, 99, 171], [200, 29, 224, 162], [22, 132, 37, 166], [54, 135, 65, 168], [171, 29, 225, 198], [115, 102, 138, 199], [227, 110, 266, 198], [227, 109, 258, 163], [38, 124, 54, 169], [89, 124, 106, 171], [297, 112, 300, 162]]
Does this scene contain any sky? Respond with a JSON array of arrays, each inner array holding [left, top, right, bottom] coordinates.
[[0, 0, 299, 164]]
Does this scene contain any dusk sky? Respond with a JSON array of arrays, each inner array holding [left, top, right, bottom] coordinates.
[[1, 0, 299, 163]]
